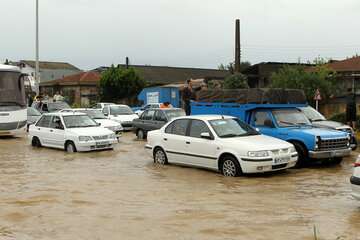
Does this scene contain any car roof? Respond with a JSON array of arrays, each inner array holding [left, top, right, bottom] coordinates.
[[174, 115, 235, 121], [62, 108, 100, 111], [145, 108, 183, 111], [43, 112, 87, 117], [108, 104, 130, 107]]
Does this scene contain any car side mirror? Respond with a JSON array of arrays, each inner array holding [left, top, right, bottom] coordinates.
[[97, 122, 101, 126], [200, 132, 213, 140], [255, 128, 260, 132], [264, 119, 275, 128]]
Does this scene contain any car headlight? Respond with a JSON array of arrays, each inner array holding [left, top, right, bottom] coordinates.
[[290, 146, 297, 153], [248, 151, 269, 158], [79, 136, 92, 142]]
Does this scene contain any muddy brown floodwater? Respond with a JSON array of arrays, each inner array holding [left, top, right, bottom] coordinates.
[[0, 133, 359, 240]]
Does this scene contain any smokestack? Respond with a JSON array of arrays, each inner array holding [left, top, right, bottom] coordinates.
[[235, 19, 241, 73], [126, 57, 129, 69]]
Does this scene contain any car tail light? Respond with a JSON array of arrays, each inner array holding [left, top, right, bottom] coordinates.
[[354, 162, 360, 168]]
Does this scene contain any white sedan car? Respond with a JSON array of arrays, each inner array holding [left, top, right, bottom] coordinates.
[[60, 108, 123, 137], [350, 156, 360, 200], [102, 104, 139, 130], [29, 112, 117, 152], [146, 115, 298, 177]]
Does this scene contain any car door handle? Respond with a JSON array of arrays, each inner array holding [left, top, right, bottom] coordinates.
[[37, 128, 41, 130], [50, 129, 54, 132], [163, 138, 167, 141], [186, 141, 190, 144]]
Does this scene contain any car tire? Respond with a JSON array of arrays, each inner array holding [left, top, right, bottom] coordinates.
[[31, 137, 41, 147], [137, 129, 145, 140], [220, 156, 242, 177], [65, 141, 77, 153], [153, 147, 168, 165], [293, 142, 308, 168]]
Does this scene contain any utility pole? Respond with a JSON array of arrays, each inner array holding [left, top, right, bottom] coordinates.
[[235, 19, 241, 73], [35, 0, 40, 94]]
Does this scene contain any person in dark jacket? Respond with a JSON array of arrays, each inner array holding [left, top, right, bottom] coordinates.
[[346, 88, 357, 129], [182, 79, 204, 116]]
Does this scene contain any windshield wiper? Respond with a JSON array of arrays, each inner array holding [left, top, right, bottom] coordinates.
[[220, 133, 243, 138]]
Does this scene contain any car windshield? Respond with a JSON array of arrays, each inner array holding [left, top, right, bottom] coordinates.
[[110, 105, 134, 115], [79, 110, 107, 119], [27, 107, 41, 116], [63, 115, 98, 128], [48, 102, 70, 112], [299, 106, 326, 122], [273, 109, 311, 127], [209, 118, 259, 138], [165, 109, 185, 120]]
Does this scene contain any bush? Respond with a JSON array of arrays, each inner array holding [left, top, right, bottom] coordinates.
[[223, 73, 249, 89], [329, 112, 360, 126]]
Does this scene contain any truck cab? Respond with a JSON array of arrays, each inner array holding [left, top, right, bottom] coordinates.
[[248, 107, 351, 165], [192, 102, 351, 166]]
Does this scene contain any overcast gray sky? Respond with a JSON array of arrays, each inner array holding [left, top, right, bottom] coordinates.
[[1, 0, 360, 70]]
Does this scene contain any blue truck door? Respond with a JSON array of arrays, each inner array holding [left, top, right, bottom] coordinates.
[[250, 110, 278, 138]]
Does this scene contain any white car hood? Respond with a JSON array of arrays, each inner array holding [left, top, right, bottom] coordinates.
[[67, 127, 113, 136], [95, 119, 122, 128], [220, 134, 292, 152], [110, 114, 138, 122]]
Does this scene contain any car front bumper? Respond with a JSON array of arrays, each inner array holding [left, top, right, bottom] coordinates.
[[350, 176, 360, 200], [76, 139, 117, 152], [309, 148, 351, 159], [240, 154, 298, 173]]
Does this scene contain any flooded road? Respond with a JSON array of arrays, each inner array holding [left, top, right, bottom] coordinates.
[[0, 133, 359, 240]]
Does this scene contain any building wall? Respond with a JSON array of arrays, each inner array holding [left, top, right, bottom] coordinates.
[[21, 64, 81, 83]]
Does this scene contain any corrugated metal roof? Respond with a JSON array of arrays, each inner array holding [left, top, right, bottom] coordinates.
[[21, 60, 80, 71]]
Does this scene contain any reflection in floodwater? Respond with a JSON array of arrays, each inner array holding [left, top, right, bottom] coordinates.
[[0, 134, 359, 240]]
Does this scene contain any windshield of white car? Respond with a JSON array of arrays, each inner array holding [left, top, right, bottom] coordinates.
[[165, 110, 185, 120], [48, 102, 71, 112], [110, 106, 134, 115], [209, 118, 259, 138], [27, 107, 41, 116], [63, 115, 98, 128], [79, 110, 107, 119], [273, 109, 311, 127], [299, 106, 326, 122]]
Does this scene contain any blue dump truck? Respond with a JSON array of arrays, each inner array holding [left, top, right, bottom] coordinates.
[[191, 89, 352, 166]]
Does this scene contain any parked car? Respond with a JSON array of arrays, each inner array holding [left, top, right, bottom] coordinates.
[[27, 107, 42, 130], [93, 102, 114, 111], [60, 108, 123, 137], [299, 106, 357, 150], [29, 112, 117, 152], [133, 108, 185, 139], [192, 103, 351, 167], [32, 101, 71, 114], [146, 115, 298, 176], [350, 155, 360, 200], [134, 103, 161, 116], [102, 104, 139, 130]]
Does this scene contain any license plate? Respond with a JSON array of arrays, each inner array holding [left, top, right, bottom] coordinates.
[[274, 157, 290, 165], [96, 141, 109, 146]]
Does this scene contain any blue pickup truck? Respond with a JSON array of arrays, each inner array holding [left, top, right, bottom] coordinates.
[[191, 102, 352, 166]]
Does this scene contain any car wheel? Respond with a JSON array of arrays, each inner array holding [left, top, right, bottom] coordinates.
[[137, 129, 145, 140], [292, 142, 308, 168], [154, 148, 167, 165], [221, 156, 241, 177], [31, 137, 41, 147], [65, 141, 77, 153]]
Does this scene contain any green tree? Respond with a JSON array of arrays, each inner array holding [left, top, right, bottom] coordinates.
[[99, 65, 145, 102], [223, 73, 249, 89], [218, 61, 251, 73], [270, 64, 338, 104]]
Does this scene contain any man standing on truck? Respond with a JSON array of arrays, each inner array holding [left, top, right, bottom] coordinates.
[[346, 87, 357, 129], [182, 79, 203, 116]]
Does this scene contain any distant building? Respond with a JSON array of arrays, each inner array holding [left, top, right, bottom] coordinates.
[[93, 65, 229, 85], [40, 71, 100, 106], [243, 62, 313, 88], [41, 65, 229, 106], [15, 60, 81, 83]]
